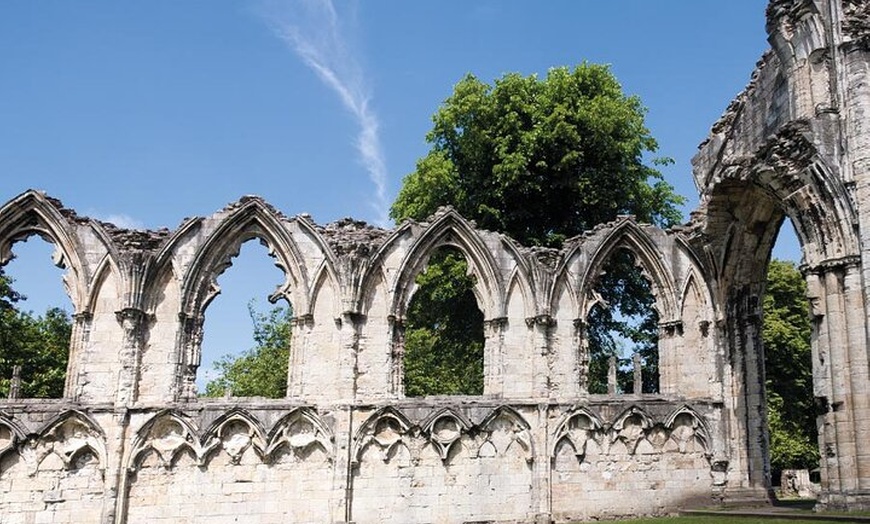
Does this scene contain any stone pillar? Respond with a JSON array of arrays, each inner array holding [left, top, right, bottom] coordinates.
[[740, 294, 768, 492], [812, 261, 870, 508], [723, 289, 771, 502], [68, 311, 92, 401], [287, 314, 313, 399], [607, 356, 617, 395], [115, 307, 147, 406], [8, 365, 20, 399], [574, 318, 589, 395], [483, 317, 507, 396], [176, 313, 203, 401], [838, 8, 870, 510], [531, 404, 551, 524], [657, 321, 682, 396], [387, 315, 405, 397], [633, 352, 643, 395], [842, 265, 870, 493], [338, 312, 364, 401], [525, 315, 554, 398]]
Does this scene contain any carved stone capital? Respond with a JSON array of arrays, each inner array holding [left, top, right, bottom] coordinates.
[[659, 320, 683, 337], [483, 317, 508, 329], [525, 315, 556, 328], [802, 255, 862, 276], [290, 313, 314, 328]]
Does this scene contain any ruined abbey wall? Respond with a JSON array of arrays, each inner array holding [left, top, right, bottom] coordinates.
[[0, 192, 723, 523], [1, 1, 870, 522]]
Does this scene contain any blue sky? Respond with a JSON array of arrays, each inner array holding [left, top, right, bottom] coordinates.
[[1, 1, 791, 387]]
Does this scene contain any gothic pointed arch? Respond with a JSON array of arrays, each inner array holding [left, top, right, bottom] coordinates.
[[551, 405, 605, 457], [265, 408, 334, 460], [180, 197, 310, 319], [609, 405, 655, 455], [698, 130, 859, 283], [84, 219, 151, 310], [679, 271, 712, 319], [478, 405, 534, 460], [309, 260, 342, 321], [500, 233, 539, 317], [0, 190, 90, 312], [0, 412, 27, 463], [505, 266, 536, 321], [664, 405, 711, 452], [420, 407, 473, 461], [391, 208, 504, 320], [610, 405, 655, 432], [83, 252, 124, 316], [200, 408, 267, 464], [351, 407, 414, 465], [35, 410, 107, 470], [129, 410, 202, 469], [575, 218, 678, 323]]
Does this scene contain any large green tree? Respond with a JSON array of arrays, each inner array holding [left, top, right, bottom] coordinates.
[[763, 259, 818, 472], [392, 64, 684, 396], [392, 65, 683, 247], [0, 268, 71, 398]]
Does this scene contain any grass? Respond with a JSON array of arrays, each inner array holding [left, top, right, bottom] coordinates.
[[599, 518, 837, 524]]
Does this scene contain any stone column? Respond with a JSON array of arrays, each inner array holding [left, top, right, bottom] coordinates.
[[632, 352, 643, 395], [8, 365, 21, 399], [657, 321, 682, 396], [574, 318, 589, 395], [842, 264, 870, 493], [525, 315, 554, 398], [68, 311, 92, 401], [338, 312, 364, 401], [483, 317, 507, 396], [115, 307, 147, 406], [532, 404, 551, 524], [287, 314, 313, 399], [387, 315, 405, 397], [812, 261, 870, 508], [723, 288, 770, 501], [176, 313, 203, 401], [838, 12, 870, 510], [607, 356, 617, 395], [739, 293, 768, 492]]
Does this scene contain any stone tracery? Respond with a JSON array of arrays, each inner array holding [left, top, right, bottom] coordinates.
[[1, 1, 870, 520]]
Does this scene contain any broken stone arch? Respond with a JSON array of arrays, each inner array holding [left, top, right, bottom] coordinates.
[[574, 217, 681, 324], [384, 208, 505, 320], [2, 1, 870, 520]]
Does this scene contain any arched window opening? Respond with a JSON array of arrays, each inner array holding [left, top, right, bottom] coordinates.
[[585, 248, 659, 395], [764, 220, 818, 494], [403, 246, 484, 397], [199, 239, 291, 399], [0, 237, 72, 399]]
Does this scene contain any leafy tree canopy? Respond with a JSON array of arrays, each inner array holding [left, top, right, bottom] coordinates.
[[392, 64, 683, 396], [0, 268, 71, 398], [763, 259, 818, 472], [391, 64, 684, 246]]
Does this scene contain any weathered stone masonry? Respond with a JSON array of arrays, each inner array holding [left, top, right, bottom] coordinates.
[[1, 1, 869, 522]]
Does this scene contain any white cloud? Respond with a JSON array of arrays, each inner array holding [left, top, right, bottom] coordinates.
[[98, 213, 146, 230], [260, 0, 389, 226]]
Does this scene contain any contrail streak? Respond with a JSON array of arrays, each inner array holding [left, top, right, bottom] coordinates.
[[261, 0, 389, 225]]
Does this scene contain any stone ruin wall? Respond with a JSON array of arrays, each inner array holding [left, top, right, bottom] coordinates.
[[3, 0, 870, 522], [0, 192, 723, 524], [691, 0, 870, 509]]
